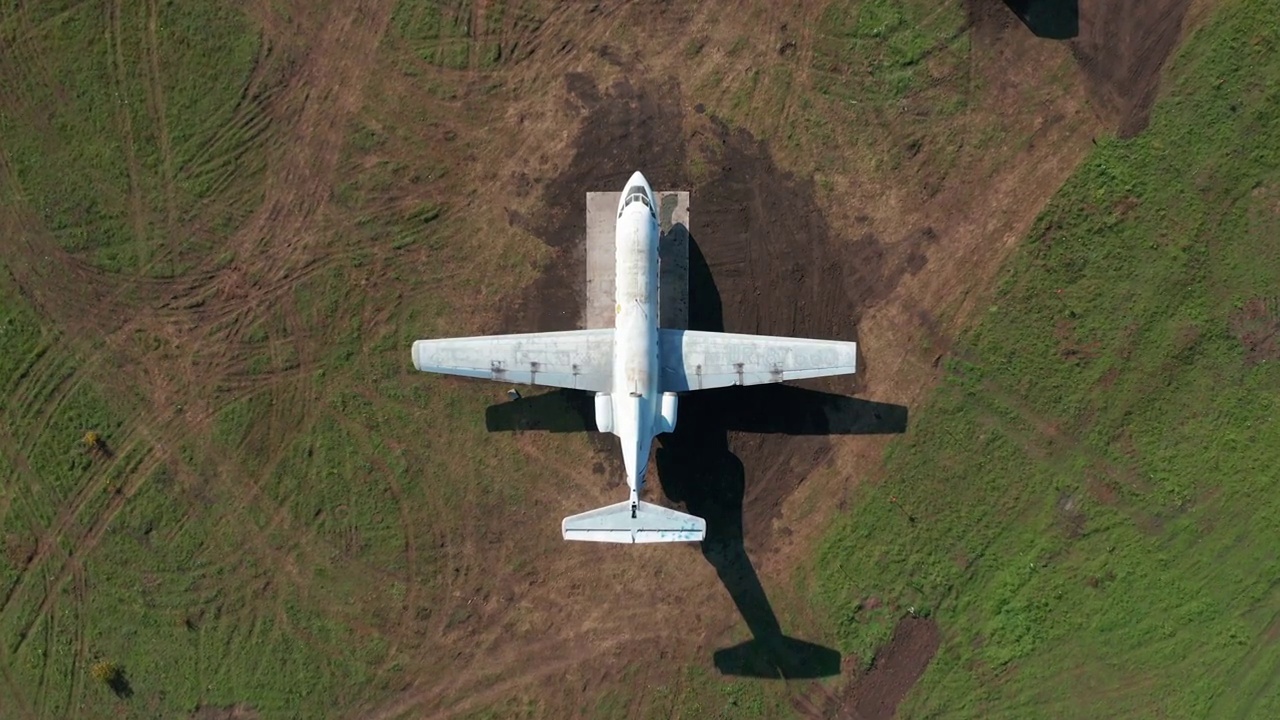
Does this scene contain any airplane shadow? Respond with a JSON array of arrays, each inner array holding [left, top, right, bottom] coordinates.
[[484, 234, 908, 680], [1002, 0, 1079, 40]]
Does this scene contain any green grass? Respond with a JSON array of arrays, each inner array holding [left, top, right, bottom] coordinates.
[[0, 1, 558, 716], [813, 0, 967, 104], [815, 0, 1280, 716], [389, 0, 543, 71], [0, 0, 272, 275], [0, 277, 404, 716], [689, 0, 973, 173]]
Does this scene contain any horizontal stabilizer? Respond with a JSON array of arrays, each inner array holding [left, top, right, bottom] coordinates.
[[562, 500, 706, 544]]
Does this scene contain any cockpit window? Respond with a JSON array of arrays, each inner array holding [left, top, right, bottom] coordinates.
[[618, 188, 657, 219]]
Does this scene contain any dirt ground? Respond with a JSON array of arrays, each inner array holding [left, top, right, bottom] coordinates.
[[829, 617, 942, 720], [507, 69, 919, 555], [0, 0, 1211, 717], [1069, 0, 1196, 138], [967, 0, 1196, 138]]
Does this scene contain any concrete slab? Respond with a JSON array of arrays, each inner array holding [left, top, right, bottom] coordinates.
[[658, 192, 689, 331], [584, 192, 617, 330], [584, 191, 689, 330]]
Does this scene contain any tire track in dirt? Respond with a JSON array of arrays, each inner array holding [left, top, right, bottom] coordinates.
[[7, 341, 82, 461], [0, 2, 69, 129], [136, 0, 404, 633], [143, 0, 178, 243], [7, 444, 155, 668], [114, 1, 399, 536], [356, 628, 669, 720], [213, 0, 394, 279], [0, 364, 110, 700], [9, 0, 383, 391], [32, 586, 54, 719], [66, 563, 89, 718], [106, 0, 151, 255], [462, 1, 630, 192], [0, 418, 49, 537], [1069, 0, 1194, 139], [3, 0, 399, 654], [901, 294, 1159, 517], [4, 448, 152, 720], [0, 430, 141, 623], [322, 416, 421, 678], [468, 0, 485, 72], [1217, 596, 1280, 718], [370, 538, 710, 720], [0, 663, 37, 719], [0, 213, 161, 345]]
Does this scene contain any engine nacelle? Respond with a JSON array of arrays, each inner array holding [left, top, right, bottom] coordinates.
[[656, 392, 678, 434], [594, 392, 614, 433]]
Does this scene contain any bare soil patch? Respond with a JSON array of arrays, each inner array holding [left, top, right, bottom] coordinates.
[[1230, 297, 1280, 366], [1070, 0, 1195, 138], [190, 704, 260, 720], [834, 617, 942, 720], [968, 0, 1194, 138]]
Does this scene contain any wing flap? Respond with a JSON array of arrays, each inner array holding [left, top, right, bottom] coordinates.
[[659, 329, 856, 391], [412, 329, 614, 392]]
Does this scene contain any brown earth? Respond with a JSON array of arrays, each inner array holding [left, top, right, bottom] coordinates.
[[1070, 0, 1196, 138], [0, 0, 1212, 717], [190, 704, 260, 720], [969, 0, 1196, 138], [792, 616, 942, 720], [1230, 297, 1280, 365], [837, 617, 943, 720]]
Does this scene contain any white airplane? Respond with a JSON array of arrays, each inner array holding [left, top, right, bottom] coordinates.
[[411, 171, 858, 544]]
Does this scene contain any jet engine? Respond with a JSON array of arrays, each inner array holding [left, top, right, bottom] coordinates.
[[656, 392, 678, 434], [594, 392, 613, 433]]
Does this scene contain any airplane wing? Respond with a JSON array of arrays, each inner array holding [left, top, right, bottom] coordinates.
[[658, 329, 856, 392], [412, 329, 614, 392]]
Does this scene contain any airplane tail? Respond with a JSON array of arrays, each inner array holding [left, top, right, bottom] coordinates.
[[562, 499, 706, 544]]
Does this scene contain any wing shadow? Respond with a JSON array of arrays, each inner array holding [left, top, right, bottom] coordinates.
[[483, 381, 907, 437], [485, 389, 594, 433]]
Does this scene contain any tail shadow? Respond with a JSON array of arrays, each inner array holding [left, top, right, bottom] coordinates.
[[655, 233, 906, 679], [483, 233, 907, 680]]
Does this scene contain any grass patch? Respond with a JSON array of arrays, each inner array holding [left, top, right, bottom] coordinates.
[[0, 0, 530, 714], [816, 1, 1280, 716], [812, 0, 967, 106], [0, 1, 273, 274], [389, 0, 544, 71]]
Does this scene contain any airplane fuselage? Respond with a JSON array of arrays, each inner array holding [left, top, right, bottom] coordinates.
[[606, 172, 671, 509]]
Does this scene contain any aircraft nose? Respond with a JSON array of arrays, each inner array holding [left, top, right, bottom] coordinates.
[[617, 171, 653, 215], [625, 170, 649, 192]]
